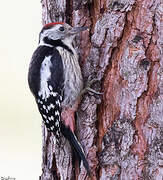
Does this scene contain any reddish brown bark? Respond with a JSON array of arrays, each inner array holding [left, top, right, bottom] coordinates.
[[40, 0, 163, 179]]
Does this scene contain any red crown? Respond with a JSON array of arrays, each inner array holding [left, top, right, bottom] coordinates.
[[44, 22, 64, 27]]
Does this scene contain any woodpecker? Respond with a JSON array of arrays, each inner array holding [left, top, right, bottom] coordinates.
[[28, 22, 90, 174]]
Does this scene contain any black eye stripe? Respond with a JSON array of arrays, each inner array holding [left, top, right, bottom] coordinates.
[[59, 26, 65, 31]]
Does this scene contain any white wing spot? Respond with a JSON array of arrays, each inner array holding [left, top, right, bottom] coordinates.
[[55, 121, 59, 127], [43, 105, 46, 109], [50, 104, 55, 109], [49, 116, 54, 121], [47, 104, 55, 110], [56, 131, 60, 137], [55, 111, 60, 116], [43, 115, 47, 118], [56, 100, 60, 106], [50, 126, 54, 130], [49, 85, 53, 91], [60, 96, 62, 101], [51, 92, 57, 97], [47, 105, 51, 110]]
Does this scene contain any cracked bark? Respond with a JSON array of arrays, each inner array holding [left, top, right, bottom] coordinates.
[[40, 0, 163, 179]]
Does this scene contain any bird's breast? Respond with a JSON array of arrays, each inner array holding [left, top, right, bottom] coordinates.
[[56, 47, 83, 108]]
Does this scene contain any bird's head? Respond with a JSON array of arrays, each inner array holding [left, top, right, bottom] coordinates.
[[39, 22, 88, 47]]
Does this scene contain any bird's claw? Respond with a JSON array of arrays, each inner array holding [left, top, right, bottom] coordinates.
[[81, 78, 103, 95], [85, 87, 103, 95]]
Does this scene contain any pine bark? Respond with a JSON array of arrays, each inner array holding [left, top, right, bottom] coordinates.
[[40, 0, 163, 179]]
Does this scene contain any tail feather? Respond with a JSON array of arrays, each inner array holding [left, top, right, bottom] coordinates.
[[60, 122, 90, 175]]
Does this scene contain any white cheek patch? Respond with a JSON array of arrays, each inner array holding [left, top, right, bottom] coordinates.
[[39, 25, 63, 46]]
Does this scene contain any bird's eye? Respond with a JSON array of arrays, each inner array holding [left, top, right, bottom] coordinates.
[[59, 26, 65, 31]]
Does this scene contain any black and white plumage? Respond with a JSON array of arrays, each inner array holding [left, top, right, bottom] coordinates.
[[28, 45, 64, 143], [28, 22, 90, 174]]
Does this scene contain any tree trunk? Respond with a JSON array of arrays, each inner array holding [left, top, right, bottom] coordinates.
[[40, 0, 163, 179]]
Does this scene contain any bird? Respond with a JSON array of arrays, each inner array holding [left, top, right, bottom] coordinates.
[[28, 22, 90, 174]]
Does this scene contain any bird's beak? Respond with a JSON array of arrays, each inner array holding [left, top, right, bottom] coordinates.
[[69, 26, 89, 35]]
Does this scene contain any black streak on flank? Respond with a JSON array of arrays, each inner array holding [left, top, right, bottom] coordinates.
[[43, 37, 73, 54]]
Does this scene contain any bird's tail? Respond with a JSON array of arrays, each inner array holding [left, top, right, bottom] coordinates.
[[60, 122, 90, 175]]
